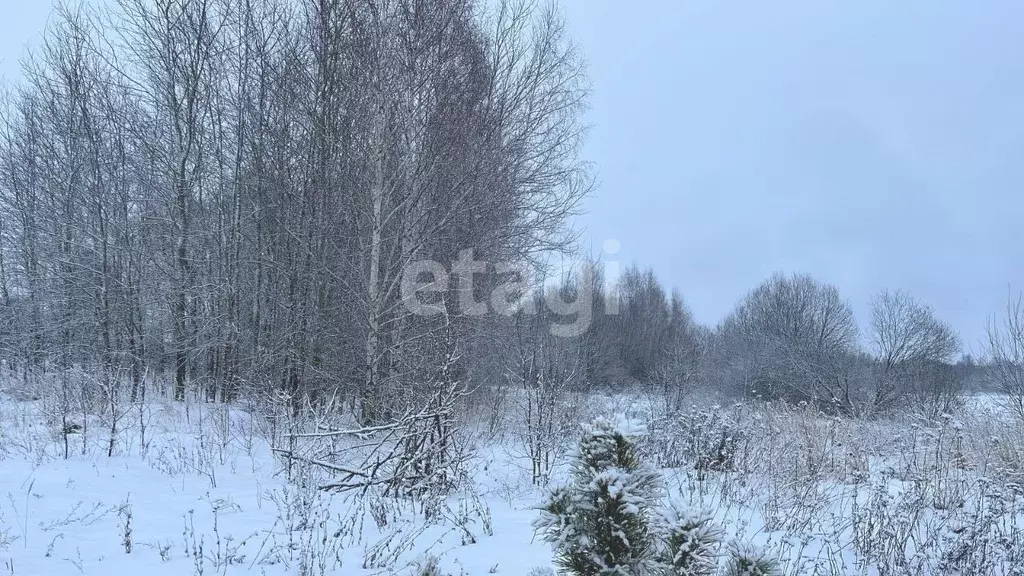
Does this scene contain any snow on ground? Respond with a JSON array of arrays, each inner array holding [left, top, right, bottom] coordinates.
[[0, 392, 553, 576], [1, 385, 1023, 575]]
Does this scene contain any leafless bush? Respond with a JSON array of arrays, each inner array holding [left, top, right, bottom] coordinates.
[[869, 289, 962, 416], [986, 291, 1024, 423], [646, 405, 744, 473]]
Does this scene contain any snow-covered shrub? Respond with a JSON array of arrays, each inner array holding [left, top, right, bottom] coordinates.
[[938, 482, 1024, 575], [723, 542, 780, 576], [658, 503, 722, 576], [534, 417, 661, 576], [647, 406, 743, 472], [990, 425, 1024, 486]]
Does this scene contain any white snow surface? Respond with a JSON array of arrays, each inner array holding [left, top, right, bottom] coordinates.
[[1, 387, 1023, 575], [0, 393, 544, 576]]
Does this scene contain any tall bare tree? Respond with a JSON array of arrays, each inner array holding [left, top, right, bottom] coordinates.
[[986, 291, 1024, 423], [0, 0, 593, 466], [721, 273, 861, 412], [869, 289, 961, 415]]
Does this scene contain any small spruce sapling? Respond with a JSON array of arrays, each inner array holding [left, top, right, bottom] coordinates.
[[724, 542, 781, 576], [534, 417, 661, 576], [658, 504, 722, 576]]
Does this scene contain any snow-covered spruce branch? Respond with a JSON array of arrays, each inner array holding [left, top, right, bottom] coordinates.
[[535, 416, 785, 576]]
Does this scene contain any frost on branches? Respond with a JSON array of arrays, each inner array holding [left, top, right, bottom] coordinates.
[[534, 417, 661, 575], [724, 542, 781, 576], [658, 503, 723, 576]]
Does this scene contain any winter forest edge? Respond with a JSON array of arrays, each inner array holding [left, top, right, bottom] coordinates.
[[0, 1, 1023, 575]]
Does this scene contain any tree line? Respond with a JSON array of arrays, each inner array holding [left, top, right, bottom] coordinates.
[[523, 264, 1024, 420], [0, 0, 590, 424], [3, 0, 1021, 428]]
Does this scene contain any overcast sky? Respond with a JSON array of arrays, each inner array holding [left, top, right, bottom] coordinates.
[[560, 0, 1024, 352], [0, 3, 49, 82], [3, 0, 1024, 351]]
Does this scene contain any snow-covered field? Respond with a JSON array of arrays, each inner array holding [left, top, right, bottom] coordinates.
[[0, 393, 536, 575], [1, 382, 1023, 575]]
